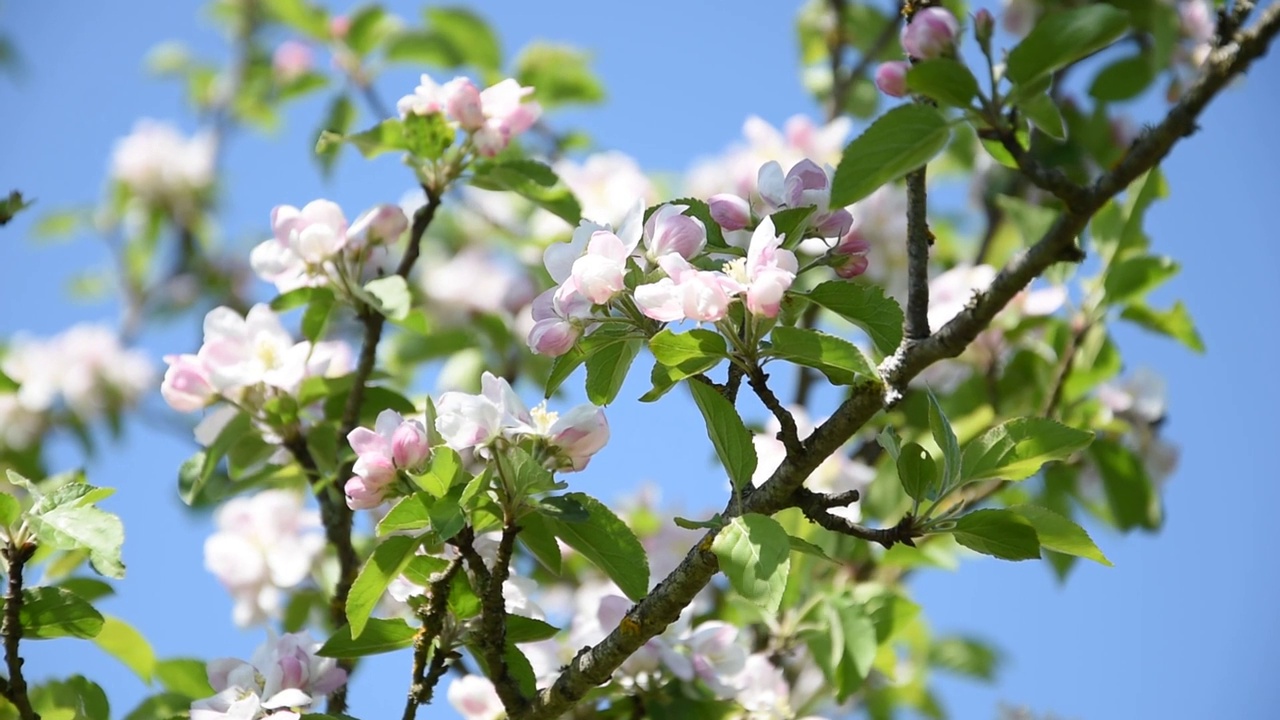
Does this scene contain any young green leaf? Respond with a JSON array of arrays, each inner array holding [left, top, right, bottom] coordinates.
[[518, 512, 562, 574], [424, 7, 502, 74], [1119, 301, 1205, 353], [505, 615, 561, 643], [804, 281, 904, 356], [927, 391, 961, 488], [585, 338, 642, 405], [1008, 504, 1111, 566], [1089, 439, 1160, 530], [1020, 92, 1067, 141], [950, 509, 1041, 561], [906, 59, 979, 108], [648, 328, 728, 368], [346, 534, 423, 638], [897, 442, 938, 502], [1103, 255, 1179, 306], [830, 104, 951, 207], [155, 658, 215, 698], [471, 159, 582, 224], [710, 514, 791, 614], [317, 618, 417, 658], [363, 276, 411, 321], [546, 493, 649, 601], [92, 615, 156, 682], [768, 326, 878, 385], [961, 418, 1094, 483], [688, 379, 757, 489], [1006, 5, 1131, 87], [29, 505, 125, 579], [515, 42, 606, 108], [376, 495, 431, 536], [8, 586, 104, 639]]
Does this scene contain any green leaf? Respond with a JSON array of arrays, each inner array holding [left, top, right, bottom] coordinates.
[[830, 104, 950, 208], [93, 615, 156, 682], [506, 615, 561, 643], [649, 328, 727, 367], [1020, 92, 1067, 141], [1008, 504, 1111, 566], [543, 323, 634, 398], [320, 118, 407, 159], [414, 446, 466, 498], [1006, 6, 1131, 87], [1089, 439, 1159, 531], [930, 636, 1001, 680], [804, 281, 904, 356], [710, 514, 791, 614], [301, 287, 336, 342], [363, 275, 412, 320], [179, 411, 252, 505], [515, 42, 605, 107], [346, 534, 422, 638], [994, 194, 1058, 246], [428, 495, 465, 541], [124, 692, 195, 720], [8, 586, 104, 639], [877, 426, 902, 462], [507, 448, 557, 497], [927, 391, 961, 488], [0, 491, 21, 528], [546, 492, 648, 601], [376, 495, 431, 536], [788, 535, 836, 563], [768, 326, 877, 385], [263, 0, 330, 38], [961, 418, 1094, 483], [318, 618, 417, 658], [425, 7, 502, 73], [1120, 300, 1205, 353], [30, 505, 125, 579], [54, 577, 113, 603], [344, 5, 394, 56], [585, 338, 641, 405], [270, 286, 329, 311], [688, 380, 757, 489], [897, 442, 938, 502], [1103, 255, 1179, 306], [471, 158, 582, 225], [1089, 54, 1156, 101], [835, 601, 877, 698], [518, 511, 562, 574], [32, 676, 110, 720], [314, 94, 355, 177], [155, 657, 215, 698], [905, 59, 979, 107], [950, 509, 1041, 561]]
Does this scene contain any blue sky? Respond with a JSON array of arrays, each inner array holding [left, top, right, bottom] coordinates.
[[3, 1, 1279, 718]]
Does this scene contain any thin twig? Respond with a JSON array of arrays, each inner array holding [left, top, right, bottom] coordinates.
[[403, 559, 464, 720], [2, 541, 37, 720], [793, 488, 918, 548], [458, 526, 527, 715], [903, 166, 931, 340], [747, 365, 802, 455]]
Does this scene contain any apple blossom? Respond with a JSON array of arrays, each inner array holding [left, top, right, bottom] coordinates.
[[435, 371, 531, 453], [472, 78, 542, 156], [682, 621, 749, 697], [529, 402, 611, 471], [443, 76, 486, 130], [901, 6, 960, 59], [204, 490, 325, 626], [756, 159, 852, 239], [570, 229, 636, 304], [425, 248, 538, 318], [544, 201, 644, 285], [875, 60, 910, 98], [271, 40, 313, 82], [708, 192, 752, 230], [686, 114, 852, 199], [722, 217, 798, 318], [161, 353, 216, 412], [271, 200, 349, 265], [527, 285, 593, 357], [397, 73, 450, 117], [193, 631, 345, 719], [448, 675, 504, 720], [634, 254, 739, 323], [110, 119, 214, 207], [2, 324, 153, 422], [832, 227, 871, 278], [643, 203, 707, 260], [347, 203, 408, 247], [196, 304, 313, 394]]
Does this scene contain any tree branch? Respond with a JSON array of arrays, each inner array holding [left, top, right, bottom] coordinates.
[[1, 541, 37, 720], [403, 558, 464, 720], [747, 365, 802, 456], [792, 488, 919, 548], [518, 10, 1280, 718], [903, 166, 932, 340], [461, 524, 527, 715]]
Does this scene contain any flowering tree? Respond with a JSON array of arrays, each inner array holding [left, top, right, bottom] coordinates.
[[0, 0, 1273, 718]]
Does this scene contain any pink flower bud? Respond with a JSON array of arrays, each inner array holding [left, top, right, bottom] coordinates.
[[349, 204, 408, 246], [528, 318, 580, 357], [875, 61, 910, 98], [161, 354, 215, 412], [835, 254, 870, 278], [644, 204, 707, 260], [344, 476, 383, 510], [901, 7, 960, 59], [353, 453, 396, 487], [708, 193, 751, 231], [330, 15, 350, 40], [814, 208, 854, 239], [272, 41, 313, 83], [391, 420, 430, 470], [549, 405, 610, 471], [443, 77, 485, 131], [973, 9, 995, 46]]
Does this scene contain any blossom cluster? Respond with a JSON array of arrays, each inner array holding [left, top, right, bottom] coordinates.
[[191, 631, 346, 719], [204, 490, 325, 626], [251, 199, 408, 294], [343, 372, 609, 509], [110, 119, 215, 210], [397, 74, 541, 157], [0, 324, 153, 450]]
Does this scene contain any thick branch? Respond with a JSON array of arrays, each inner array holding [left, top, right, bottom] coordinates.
[[2, 542, 37, 720], [519, 12, 1280, 719], [903, 166, 932, 340], [459, 525, 527, 715]]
